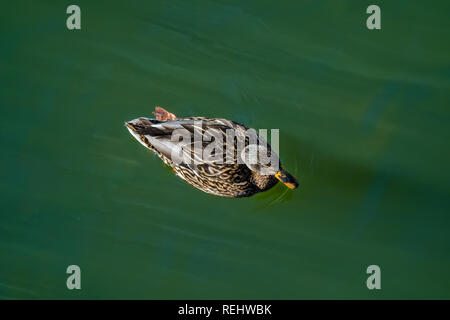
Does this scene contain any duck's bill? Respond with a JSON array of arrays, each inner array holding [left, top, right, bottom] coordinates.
[[275, 170, 299, 189]]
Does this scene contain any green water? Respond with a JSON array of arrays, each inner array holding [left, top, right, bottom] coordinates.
[[1, 0, 450, 299]]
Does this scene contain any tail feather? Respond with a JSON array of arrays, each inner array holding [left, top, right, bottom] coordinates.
[[127, 118, 169, 136]]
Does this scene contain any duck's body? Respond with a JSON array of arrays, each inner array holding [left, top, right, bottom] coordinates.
[[125, 107, 298, 198]]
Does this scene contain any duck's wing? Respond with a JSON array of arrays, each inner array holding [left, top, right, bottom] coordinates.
[[125, 117, 248, 168]]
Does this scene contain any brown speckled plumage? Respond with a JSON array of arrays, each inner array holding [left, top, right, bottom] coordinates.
[[125, 107, 297, 198]]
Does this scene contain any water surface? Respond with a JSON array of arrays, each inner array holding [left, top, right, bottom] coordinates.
[[1, 0, 450, 299]]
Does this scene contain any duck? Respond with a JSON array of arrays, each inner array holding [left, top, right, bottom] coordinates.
[[125, 107, 298, 198]]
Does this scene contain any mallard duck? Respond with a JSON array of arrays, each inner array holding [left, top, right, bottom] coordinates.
[[125, 107, 298, 198]]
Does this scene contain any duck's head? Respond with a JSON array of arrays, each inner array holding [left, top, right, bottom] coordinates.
[[241, 144, 299, 190]]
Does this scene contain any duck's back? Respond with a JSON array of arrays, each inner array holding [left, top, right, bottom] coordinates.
[[126, 116, 278, 197]]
